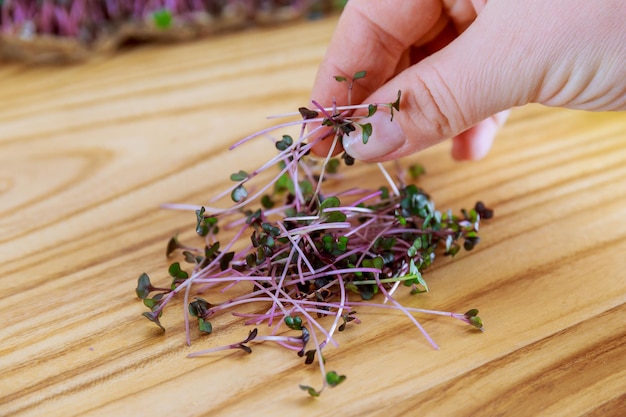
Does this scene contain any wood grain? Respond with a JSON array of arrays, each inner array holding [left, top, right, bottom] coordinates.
[[1, 16, 625, 417]]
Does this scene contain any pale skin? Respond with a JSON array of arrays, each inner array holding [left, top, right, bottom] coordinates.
[[310, 0, 626, 161]]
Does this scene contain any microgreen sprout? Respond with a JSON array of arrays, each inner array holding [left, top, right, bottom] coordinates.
[[135, 74, 491, 396], [334, 70, 367, 105]]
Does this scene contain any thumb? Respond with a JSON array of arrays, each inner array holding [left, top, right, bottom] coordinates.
[[342, 1, 546, 161]]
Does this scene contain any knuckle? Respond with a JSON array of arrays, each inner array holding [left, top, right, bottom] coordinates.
[[405, 66, 467, 139]]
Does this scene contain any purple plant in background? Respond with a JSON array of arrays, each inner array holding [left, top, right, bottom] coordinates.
[[0, 0, 344, 61], [135, 73, 490, 396]]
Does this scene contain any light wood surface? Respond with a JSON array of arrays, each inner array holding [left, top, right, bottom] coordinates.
[[1, 16, 625, 417]]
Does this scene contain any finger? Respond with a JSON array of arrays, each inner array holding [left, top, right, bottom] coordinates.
[[419, 18, 459, 56], [311, 0, 443, 109], [450, 110, 510, 160], [309, 0, 443, 157], [343, 1, 540, 161], [442, 0, 479, 33]]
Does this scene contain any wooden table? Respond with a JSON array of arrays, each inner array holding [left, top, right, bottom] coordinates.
[[1, 16, 625, 417]]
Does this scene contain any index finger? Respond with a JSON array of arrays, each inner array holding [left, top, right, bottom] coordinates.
[[309, 0, 444, 155]]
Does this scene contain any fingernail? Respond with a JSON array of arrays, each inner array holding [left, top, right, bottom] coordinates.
[[343, 111, 406, 160]]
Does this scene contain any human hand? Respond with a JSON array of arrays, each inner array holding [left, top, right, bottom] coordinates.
[[310, 0, 626, 161]]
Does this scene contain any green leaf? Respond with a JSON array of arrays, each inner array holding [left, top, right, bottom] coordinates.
[[342, 152, 355, 166], [235, 329, 257, 354], [320, 196, 341, 210], [143, 293, 163, 310], [359, 123, 372, 144], [182, 251, 197, 264], [320, 197, 347, 222], [391, 90, 401, 111], [352, 70, 367, 80], [142, 311, 165, 331], [299, 385, 321, 397], [262, 222, 280, 237], [359, 284, 376, 300], [246, 208, 262, 225], [363, 256, 384, 270], [230, 170, 249, 181], [338, 312, 356, 331], [324, 158, 340, 174], [274, 173, 294, 194], [333, 75, 347, 82], [198, 318, 213, 334], [336, 236, 349, 252], [261, 194, 274, 209], [166, 236, 180, 257], [275, 136, 292, 151], [304, 349, 316, 365], [245, 253, 256, 267], [284, 315, 303, 330], [231, 185, 248, 202], [326, 371, 346, 387], [298, 180, 313, 197], [153, 9, 172, 29], [168, 262, 188, 279], [377, 236, 396, 250], [326, 211, 347, 223], [408, 164, 425, 180], [195, 207, 209, 236], [282, 135, 293, 146], [468, 209, 479, 223], [465, 308, 479, 318], [339, 121, 356, 136], [389, 90, 401, 121], [415, 270, 428, 292], [238, 344, 253, 354], [445, 242, 460, 257], [243, 328, 259, 343], [205, 241, 220, 259], [136, 273, 152, 299], [220, 251, 235, 271], [367, 104, 377, 118], [464, 239, 476, 251], [374, 256, 384, 270], [298, 107, 319, 119], [189, 298, 212, 317], [469, 315, 484, 330], [345, 283, 359, 294]]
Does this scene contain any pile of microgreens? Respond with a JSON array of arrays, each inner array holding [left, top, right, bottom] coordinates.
[[135, 71, 492, 396]]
